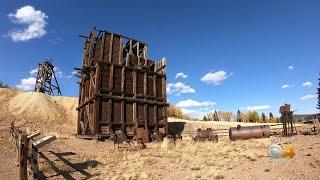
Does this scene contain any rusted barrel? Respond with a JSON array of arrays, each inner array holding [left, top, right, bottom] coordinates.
[[229, 125, 271, 141]]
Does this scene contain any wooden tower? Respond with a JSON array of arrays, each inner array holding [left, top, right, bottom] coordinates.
[[34, 59, 62, 96], [279, 104, 297, 137]]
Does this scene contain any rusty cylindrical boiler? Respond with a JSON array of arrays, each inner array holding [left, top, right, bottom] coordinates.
[[229, 125, 271, 141]]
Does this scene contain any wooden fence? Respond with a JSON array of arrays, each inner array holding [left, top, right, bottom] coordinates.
[[9, 122, 56, 180]]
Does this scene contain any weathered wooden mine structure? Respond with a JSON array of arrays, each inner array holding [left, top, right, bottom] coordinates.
[[76, 28, 168, 142], [279, 104, 297, 136], [34, 59, 62, 96]]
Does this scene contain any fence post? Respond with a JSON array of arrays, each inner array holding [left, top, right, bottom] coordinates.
[[18, 134, 28, 180], [31, 146, 39, 179]]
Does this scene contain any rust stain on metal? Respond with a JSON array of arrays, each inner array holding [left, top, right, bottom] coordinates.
[[76, 27, 168, 141], [229, 125, 271, 141], [135, 128, 149, 143]]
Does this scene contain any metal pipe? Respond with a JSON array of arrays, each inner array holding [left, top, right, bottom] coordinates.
[[229, 125, 271, 141]]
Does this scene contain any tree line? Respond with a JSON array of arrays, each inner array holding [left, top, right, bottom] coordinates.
[[168, 105, 278, 123], [203, 110, 278, 123]]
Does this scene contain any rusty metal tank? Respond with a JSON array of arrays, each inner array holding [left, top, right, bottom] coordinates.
[[229, 125, 271, 141]]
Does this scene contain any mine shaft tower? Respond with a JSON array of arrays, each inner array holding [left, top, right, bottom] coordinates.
[[76, 28, 168, 141], [34, 59, 62, 96]]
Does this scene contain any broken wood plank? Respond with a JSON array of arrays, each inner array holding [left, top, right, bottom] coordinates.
[[32, 136, 56, 149]]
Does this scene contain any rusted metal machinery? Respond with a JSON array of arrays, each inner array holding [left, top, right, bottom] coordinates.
[[76, 28, 168, 142], [280, 104, 297, 136], [34, 59, 62, 96], [229, 125, 271, 141], [193, 128, 218, 142]]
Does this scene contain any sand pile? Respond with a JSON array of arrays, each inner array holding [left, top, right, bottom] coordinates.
[[0, 88, 78, 136], [8, 92, 66, 122], [0, 88, 19, 119]]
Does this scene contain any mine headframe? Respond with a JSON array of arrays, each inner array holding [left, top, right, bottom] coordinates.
[[34, 59, 62, 96]]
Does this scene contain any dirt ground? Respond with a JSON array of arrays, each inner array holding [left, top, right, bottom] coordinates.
[[0, 88, 320, 180]]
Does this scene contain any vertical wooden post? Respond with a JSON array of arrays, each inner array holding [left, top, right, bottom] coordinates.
[[108, 34, 114, 136], [120, 36, 125, 134], [133, 70, 137, 130], [108, 99, 113, 136], [31, 146, 39, 179], [154, 105, 158, 134], [131, 40, 137, 131], [18, 134, 28, 180], [93, 63, 100, 135], [144, 104, 149, 142], [121, 67, 125, 133]]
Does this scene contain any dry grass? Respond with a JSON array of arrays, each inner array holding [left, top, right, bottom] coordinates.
[[70, 136, 269, 179]]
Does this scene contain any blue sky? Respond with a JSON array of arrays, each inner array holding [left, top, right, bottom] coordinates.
[[0, 0, 319, 118]]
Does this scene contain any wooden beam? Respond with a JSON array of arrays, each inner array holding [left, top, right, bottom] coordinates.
[[27, 132, 41, 140], [18, 134, 28, 180], [32, 136, 56, 149]]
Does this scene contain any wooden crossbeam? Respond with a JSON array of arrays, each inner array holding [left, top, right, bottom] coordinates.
[[32, 136, 56, 149], [27, 132, 41, 140]]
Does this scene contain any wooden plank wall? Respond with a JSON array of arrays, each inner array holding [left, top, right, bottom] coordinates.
[[77, 29, 168, 137]]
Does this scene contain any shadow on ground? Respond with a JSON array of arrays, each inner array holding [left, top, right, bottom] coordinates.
[[37, 150, 101, 179]]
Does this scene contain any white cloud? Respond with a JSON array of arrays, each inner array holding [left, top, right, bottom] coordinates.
[[281, 83, 295, 89], [281, 84, 290, 89], [176, 99, 216, 108], [302, 81, 312, 88], [166, 83, 173, 94], [72, 70, 78, 75], [180, 108, 204, 119], [8, 5, 48, 42], [175, 72, 188, 79], [16, 77, 36, 91], [180, 108, 220, 119], [167, 82, 195, 96], [300, 94, 316, 100], [288, 65, 294, 70], [29, 68, 38, 75], [53, 66, 63, 78], [246, 105, 271, 111], [201, 70, 229, 85]]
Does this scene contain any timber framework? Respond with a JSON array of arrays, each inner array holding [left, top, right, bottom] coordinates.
[[34, 59, 62, 96], [76, 28, 168, 142]]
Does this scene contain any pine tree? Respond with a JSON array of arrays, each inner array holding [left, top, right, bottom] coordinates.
[[269, 112, 273, 121], [262, 112, 266, 122], [213, 110, 220, 121], [203, 115, 208, 121], [237, 110, 241, 122]]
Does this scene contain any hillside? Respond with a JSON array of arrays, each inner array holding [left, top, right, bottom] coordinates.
[[0, 88, 78, 137]]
